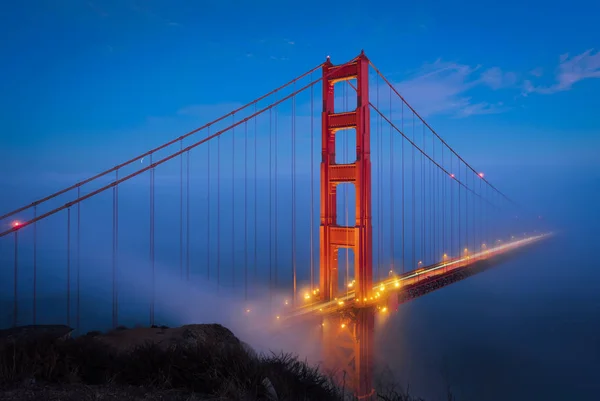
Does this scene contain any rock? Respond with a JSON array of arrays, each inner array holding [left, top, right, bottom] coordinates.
[[0, 325, 73, 348], [95, 323, 244, 353]]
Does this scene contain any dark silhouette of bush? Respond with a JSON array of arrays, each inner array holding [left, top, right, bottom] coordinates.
[[0, 332, 342, 400], [0, 330, 442, 400]]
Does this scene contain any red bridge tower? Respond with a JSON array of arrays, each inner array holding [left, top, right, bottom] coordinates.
[[319, 51, 375, 399]]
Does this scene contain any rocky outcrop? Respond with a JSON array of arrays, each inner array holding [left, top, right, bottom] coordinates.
[[95, 323, 242, 352], [0, 325, 73, 348], [0, 324, 286, 400]]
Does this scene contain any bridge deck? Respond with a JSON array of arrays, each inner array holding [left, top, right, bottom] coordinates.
[[281, 233, 549, 323]]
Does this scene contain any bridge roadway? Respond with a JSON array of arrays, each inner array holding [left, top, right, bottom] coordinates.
[[281, 233, 551, 323]]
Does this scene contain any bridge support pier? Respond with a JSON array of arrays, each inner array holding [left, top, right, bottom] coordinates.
[[322, 307, 375, 400]]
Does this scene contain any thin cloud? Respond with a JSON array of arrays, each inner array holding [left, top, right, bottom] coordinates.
[[530, 67, 544, 77], [524, 49, 600, 95], [456, 101, 510, 118], [129, 1, 180, 27], [390, 59, 510, 118], [87, 1, 108, 17], [479, 67, 518, 90]]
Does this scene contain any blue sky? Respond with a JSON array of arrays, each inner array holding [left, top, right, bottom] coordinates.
[[1, 0, 599, 206]]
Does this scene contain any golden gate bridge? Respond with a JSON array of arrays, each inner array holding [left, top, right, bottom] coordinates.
[[0, 51, 549, 399]]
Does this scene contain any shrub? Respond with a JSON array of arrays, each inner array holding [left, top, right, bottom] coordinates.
[[0, 329, 444, 400]]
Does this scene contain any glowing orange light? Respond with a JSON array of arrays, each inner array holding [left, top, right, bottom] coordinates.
[[12, 221, 21, 228]]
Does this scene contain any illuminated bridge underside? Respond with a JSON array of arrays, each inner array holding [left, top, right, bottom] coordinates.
[[283, 233, 549, 323]]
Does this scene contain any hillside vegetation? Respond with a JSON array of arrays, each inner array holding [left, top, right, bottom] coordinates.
[[0, 324, 438, 401]]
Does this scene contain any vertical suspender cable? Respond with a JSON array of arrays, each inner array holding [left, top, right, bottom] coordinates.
[[244, 119, 248, 301], [379, 80, 383, 280], [13, 231, 18, 327], [292, 82, 297, 305], [466, 164, 469, 254], [412, 113, 415, 270], [112, 175, 116, 328], [186, 150, 190, 280], [76, 188, 80, 330], [232, 114, 235, 288], [180, 140, 183, 280], [207, 126, 211, 281], [269, 108, 273, 305], [480, 176, 483, 253], [421, 124, 425, 265], [458, 157, 461, 258], [389, 85, 394, 273], [442, 147, 445, 256], [451, 154, 454, 258], [149, 153, 155, 326], [401, 101, 405, 273], [67, 208, 71, 327], [115, 173, 119, 327], [254, 103, 258, 286], [33, 206, 37, 326], [217, 127, 221, 289], [432, 130, 436, 261], [274, 103, 279, 293], [376, 75, 381, 280], [113, 169, 119, 328], [310, 73, 315, 291]]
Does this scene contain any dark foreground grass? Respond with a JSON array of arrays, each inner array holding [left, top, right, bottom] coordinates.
[[0, 329, 439, 401]]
